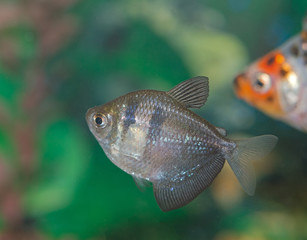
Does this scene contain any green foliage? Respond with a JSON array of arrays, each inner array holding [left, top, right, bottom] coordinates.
[[0, 126, 16, 163], [0, 69, 22, 108], [25, 119, 89, 215]]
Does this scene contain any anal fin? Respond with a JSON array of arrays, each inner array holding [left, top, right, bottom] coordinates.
[[153, 154, 225, 211]]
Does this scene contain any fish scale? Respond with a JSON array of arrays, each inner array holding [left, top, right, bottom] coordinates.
[[86, 76, 278, 211], [118, 90, 221, 180]]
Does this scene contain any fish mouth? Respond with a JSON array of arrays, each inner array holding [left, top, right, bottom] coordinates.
[[233, 73, 245, 98], [85, 106, 100, 131], [85, 108, 94, 125]]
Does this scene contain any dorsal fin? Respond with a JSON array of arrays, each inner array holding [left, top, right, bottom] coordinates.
[[303, 14, 307, 33], [167, 76, 209, 108]]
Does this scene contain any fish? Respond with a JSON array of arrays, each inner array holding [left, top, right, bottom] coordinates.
[[86, 76, 278, 211], [234, 16, 307, 132]]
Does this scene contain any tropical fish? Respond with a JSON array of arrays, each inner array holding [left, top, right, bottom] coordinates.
[[234, 16, 307, 132], [86, 76, 278, 211]]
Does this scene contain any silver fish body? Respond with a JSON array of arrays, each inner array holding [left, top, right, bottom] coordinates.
[[86, 77, 278, 211]]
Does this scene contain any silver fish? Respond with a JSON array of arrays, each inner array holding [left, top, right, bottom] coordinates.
[[86, 76, 278, 211]]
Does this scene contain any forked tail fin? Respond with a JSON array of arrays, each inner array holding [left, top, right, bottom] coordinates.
[[226, 135, 278, 195]]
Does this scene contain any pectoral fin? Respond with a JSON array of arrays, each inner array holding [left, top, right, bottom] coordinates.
[[133, 176, 151, 192], [216, 127, 227, 136], [167, 76, 209, 108]]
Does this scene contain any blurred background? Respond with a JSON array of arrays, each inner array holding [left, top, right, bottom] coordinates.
[[0, 0, 307, 239]]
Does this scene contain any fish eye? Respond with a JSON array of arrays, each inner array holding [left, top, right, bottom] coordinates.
[[253, 72, 272, 93], [93, 113, 107, 128]]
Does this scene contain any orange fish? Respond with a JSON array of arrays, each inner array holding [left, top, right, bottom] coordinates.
[[234, 16, 307, 132]]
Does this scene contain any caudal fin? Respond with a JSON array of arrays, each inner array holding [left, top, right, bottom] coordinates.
[[226, 135, 278, 195]]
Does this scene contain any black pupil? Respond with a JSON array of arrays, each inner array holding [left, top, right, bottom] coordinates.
[[256, 79, 264, 87], [95, 117, 103, 125]]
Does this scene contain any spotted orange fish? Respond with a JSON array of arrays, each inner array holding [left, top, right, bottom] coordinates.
[[234, 16, 307, 132]]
